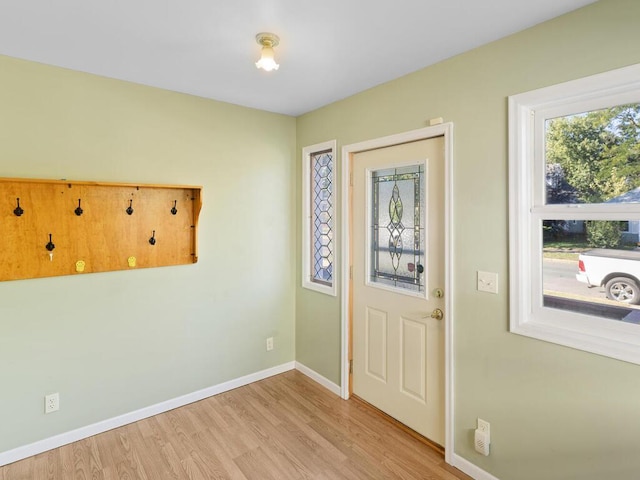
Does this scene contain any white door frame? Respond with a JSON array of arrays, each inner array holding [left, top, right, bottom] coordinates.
[[340, 123, 454, 462]]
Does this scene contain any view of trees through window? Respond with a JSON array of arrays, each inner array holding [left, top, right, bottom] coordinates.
[[543, 103, 640, 316], [546, 103, 640, 205]]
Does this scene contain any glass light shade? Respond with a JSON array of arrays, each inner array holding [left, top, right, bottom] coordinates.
[[255, 46, 279, 71]]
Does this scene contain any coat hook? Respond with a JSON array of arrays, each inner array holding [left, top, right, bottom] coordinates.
[[46, 234, 55, 252], [171, 200, 178, 215], [75, 199, 84, 216], [149, 230, 156, 246], [13, 198, 24, 216], [126, 199, 134, 215]]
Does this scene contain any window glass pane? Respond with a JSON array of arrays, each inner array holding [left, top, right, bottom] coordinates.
[[543, 219, 640, 323], [545, 103, 640, 205], [311, 150, 333, 284], [370, 165, 425, 293], [510, 64, 640, 364]]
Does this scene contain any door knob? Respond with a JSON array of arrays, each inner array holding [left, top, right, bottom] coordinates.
[[431, 308, 444, 321]]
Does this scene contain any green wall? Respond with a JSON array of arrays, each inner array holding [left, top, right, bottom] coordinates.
[[295, 0, 640, 478], [0, 55, 296, 453], [3, 1, 640, 477]]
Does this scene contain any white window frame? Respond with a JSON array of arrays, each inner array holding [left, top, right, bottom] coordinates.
[[509, 63, 640, 365], [302, 140, 337, 296]]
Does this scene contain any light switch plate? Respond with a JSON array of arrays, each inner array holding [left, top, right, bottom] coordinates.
[[477, 271, 498, 294]]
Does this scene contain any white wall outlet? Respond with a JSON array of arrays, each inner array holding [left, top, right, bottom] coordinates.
[[477, 271, 498, 294], [266, 337, 274, 351], [477, 418, 490, 436], [45, 393, 59, 414]]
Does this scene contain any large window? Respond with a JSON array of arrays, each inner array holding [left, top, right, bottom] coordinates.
[[302, 140, 337, 296], [509, 63, 640, 364]]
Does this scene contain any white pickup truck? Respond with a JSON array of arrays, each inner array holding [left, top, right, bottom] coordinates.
[[576, 249, 640, 304]]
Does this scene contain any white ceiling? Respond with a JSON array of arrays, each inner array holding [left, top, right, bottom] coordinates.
[[0, 0, 597, 116]]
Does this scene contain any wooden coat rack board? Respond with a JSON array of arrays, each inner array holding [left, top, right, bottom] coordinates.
[[0, 177, 202, 281]]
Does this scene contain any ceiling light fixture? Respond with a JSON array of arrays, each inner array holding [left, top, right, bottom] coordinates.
[[255, 32, 280, 72]]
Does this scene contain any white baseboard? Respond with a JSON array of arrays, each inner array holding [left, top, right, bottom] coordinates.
[[452, 453, 500, 480], [0, 361, 296, 467], [2, 361, 491, 480], [294, 361, 341, 396]]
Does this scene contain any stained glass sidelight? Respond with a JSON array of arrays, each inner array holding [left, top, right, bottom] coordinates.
[[311, 150, 334, 285], [370, 164, 425, 293]]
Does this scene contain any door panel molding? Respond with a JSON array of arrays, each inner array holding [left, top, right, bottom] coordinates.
[[365, 307, 388, 383], [340, 123, 454, 462], [401, 316, 427, 403]]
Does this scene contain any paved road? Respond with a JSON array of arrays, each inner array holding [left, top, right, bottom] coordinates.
[[543, 258, 606, 300]]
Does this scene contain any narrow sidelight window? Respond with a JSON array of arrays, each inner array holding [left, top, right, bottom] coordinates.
[[302, 140, 337, 295]]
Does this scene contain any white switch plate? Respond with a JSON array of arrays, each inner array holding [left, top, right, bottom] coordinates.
[[477, 271, 498, 294]]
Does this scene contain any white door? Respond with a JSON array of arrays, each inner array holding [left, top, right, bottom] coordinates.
[[352, 136, 445, 444]]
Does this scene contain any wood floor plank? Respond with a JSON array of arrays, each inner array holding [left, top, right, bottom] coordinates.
[[2, 455, 33, 480], [158, 442, 188, 479], [133, 417, 184, 479], [0, 371, 472, 480], [32, 448, 60, 480], [233, 447, 282, 480], [239, 386, 282, 428], [190, 429, 247, 480]]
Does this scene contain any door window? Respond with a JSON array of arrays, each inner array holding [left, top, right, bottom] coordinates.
[[368, 163, 426, 296]]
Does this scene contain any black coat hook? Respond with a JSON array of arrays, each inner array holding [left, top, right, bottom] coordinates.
[[13, 198, 24, 217], [149, 230, 156, 246], [75, 199, 83, 216], [171, 200, 178, 215], [46, 234, 55, 251], [126, 199, 134, 215]]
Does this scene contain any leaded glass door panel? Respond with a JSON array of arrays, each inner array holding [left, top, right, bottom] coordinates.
[[368, 163, 426, 297], [352, 136, 445, 445]]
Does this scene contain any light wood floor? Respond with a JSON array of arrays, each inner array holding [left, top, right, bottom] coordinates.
[[1, 370, 472, 480]]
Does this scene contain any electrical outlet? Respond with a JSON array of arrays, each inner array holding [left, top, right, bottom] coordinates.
[[477, 418, 490, 436], [45, 393, 59, 414], [474, 418, 491, 456], [266, 337, 274, 351]]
